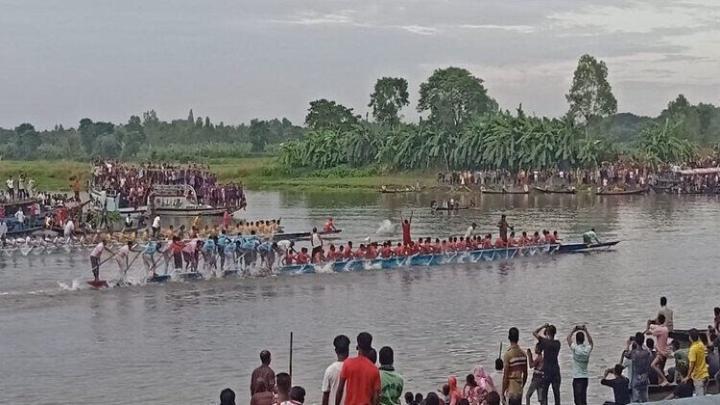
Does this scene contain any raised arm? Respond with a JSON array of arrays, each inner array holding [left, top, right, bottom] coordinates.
[[566, 326, 577, 348], [533, 324, 547, 340], [584, 326, 594, 347]]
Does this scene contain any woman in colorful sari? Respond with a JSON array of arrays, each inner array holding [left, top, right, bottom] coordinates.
[[472, 366, 496, 405], [447, 376, 463, 405], [463, 374, 481, 405]]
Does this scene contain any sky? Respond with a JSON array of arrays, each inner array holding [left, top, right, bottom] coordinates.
[[1, 0, 719, 129]]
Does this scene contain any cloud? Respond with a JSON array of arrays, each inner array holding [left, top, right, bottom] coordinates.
[[458, 24, 535, 34], [399, 25, 440, 36], [269, 10, 369, 27]]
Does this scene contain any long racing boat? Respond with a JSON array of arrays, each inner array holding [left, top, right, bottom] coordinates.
[[278, 241, 620, 275]]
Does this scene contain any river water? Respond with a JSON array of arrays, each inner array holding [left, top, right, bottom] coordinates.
[[2, 190, 719, 404]]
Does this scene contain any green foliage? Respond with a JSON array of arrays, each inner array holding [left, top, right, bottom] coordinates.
[[417, 67, 498, 133], [566, 54, 618, 123], [368, 77, 409, 126], [637, 119, 696, 168], [280, 111, 623, 172], [305, 99, 360, 132]]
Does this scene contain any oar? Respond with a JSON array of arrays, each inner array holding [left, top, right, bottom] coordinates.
[[289, 331, 294, 384], [495, 342, 504, 371], [122, 250, 143, 282]]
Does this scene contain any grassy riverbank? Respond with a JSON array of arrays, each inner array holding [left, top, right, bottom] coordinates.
[[0, 158, 433, 192]]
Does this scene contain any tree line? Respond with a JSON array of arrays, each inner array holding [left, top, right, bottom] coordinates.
[[0, 110, 304, 161], [1, 54, 719, 169], [281, 54, 719, 171]]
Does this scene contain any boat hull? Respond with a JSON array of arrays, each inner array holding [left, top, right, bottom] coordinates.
[[278, 245, 560, 274], [534, 186, 576, 195]]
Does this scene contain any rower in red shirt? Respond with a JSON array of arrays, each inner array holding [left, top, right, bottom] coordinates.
[[482, 234, 493, 249], [393, 243, 404, 257], [354, 244, 366, 258], [295, 247, 309, 264], [532, 231, 541, 244], [544, 230, 557, 244], [365, 244, 378, 259], [507, 232, 518, 247], [433, 238, 442, 253], [323, 217, 337, 233], [344, 242, 354, 260], [327, 244, 338, 261], [494, 236, 507, 248], [380, 243, 393, 258]]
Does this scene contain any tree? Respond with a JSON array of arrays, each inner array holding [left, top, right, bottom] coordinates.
[[417, 67, 498, 133], [15, 123, 40, 159], [248, 119, 270, 152], [368, 77, 409, 126], [566, 54, 617, 123], [78, 118, 96, 155], [188, 109, 194, 123], [305, 99, 359, 132]]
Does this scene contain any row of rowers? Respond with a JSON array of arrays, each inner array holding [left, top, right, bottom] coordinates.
[[289, 228, 562, 265]]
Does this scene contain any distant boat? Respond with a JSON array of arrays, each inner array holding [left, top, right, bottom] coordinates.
[[533, 186, 576, 195]]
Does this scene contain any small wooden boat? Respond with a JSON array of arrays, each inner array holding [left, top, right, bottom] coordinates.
[[596, 187, 649, 196], [432, 206, 470, 211], [557, 241, 619, 253], [379, 186, 416, 194], [648, 379, 719, 401], [668, 328, 710, 349], [534, 186, 576, 195], [271, 229, 342, 241], [481, 187, 530, 195]]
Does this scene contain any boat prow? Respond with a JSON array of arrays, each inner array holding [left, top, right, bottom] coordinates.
[[87, 280, 109, 289]]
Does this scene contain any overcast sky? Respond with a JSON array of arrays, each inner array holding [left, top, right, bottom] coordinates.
[[1, 0, 719, 129]]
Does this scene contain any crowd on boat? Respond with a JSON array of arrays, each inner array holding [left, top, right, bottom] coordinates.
[[215, 298, 719, 405], [91, 160, 246, 208]]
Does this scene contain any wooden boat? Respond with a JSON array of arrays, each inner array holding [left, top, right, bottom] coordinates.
[[668, 328, 711, 349], [271, 229, 342, 241], [557, 241, 620, 253], [596, 187, 649, 196], [481, 188, 530, 195], [432, 206, 470, 211], [533, 186, 576, 195], [379, 185, 418, 194], [648, 379, 718, 401]]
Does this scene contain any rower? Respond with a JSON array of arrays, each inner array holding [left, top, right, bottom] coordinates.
[[142, 240, 161, 277], [116, 241, 132, 275], [582, 228, 601, 245], [323, 217, 337, 233], [310, 227, 323, 263], [400, 212, 413, 246], [89, 239, 111, 282], [63, 218, 75, 242]]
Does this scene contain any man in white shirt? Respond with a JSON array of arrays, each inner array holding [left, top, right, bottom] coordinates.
[[322, 335, 350, 405], [152, 215, 161, 238], [63, 219, 75, 241], [310, 227, 323, 263], [14, 209, 25, 229], [567, 325, 593, 405], [464, 222, 477, 239]]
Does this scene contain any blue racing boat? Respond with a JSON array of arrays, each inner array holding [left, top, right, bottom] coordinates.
[[277, 241, 619, 275]]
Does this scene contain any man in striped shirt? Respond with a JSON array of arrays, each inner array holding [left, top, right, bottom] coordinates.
[[502, 327, 528, 404]]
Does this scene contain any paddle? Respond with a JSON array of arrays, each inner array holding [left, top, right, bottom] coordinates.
[[495, 342, 504, 371], [122, 249, 143, 283], [289, 331, 294, 384]]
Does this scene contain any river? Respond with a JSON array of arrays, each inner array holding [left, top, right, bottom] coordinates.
[[1, 190, 719, 404]]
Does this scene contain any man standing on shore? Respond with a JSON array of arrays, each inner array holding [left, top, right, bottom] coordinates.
[[322, 335, 350, 405], [533, 324, 561, 405], [502, 327, 527, 405], [336, 332, 381, 405], [684, 329, 709, 396], [625, 333, 652, 402], [379, 346, 404, 405], [250, 350, 275, 396], [567, 325, 593, 405]]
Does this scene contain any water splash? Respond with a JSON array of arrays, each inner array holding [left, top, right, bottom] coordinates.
[[376, 219, 396, 236]]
